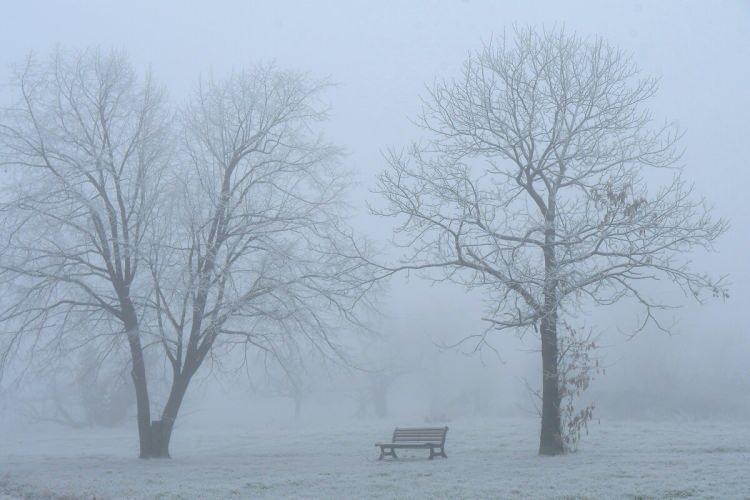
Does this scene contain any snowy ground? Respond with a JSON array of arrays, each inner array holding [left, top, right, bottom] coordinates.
[[1, 417, 748, 499]]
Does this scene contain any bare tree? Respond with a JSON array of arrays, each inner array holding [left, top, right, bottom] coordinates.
[[374, 28, 727, 455], [350, 337, 412, 420], [256, 342, 313, 419], [21, 346, 135, 429], [0, 49, 170, 457], [143, 66, 375, 456], [0, 56, 375, 458]]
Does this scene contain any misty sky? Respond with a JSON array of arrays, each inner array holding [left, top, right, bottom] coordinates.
[[1, 0, 748, 418]]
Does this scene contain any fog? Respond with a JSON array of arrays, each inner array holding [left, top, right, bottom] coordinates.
[[0, 1, 748, 497]]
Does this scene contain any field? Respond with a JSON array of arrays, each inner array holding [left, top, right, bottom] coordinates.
[[1, 417, 748, 499]]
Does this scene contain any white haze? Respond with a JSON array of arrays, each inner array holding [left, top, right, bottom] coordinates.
[[0, 0, 748, 437]]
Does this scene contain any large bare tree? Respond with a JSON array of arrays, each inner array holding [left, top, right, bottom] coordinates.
[[374, 28, 727, 455], [0, 54, 374, 458], [143, 66, 375, 456], [0, 49, 169, 457]]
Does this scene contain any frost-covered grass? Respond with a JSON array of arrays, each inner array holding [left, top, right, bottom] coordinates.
[[1, 417, 748, 498]]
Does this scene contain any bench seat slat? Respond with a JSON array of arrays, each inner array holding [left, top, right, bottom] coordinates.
[[394, 433, 444, 437], [394, 428, 446, 432], [394, 430, 445, 434], [395, 431, 444, 433], [394, 433, 444, 436], [392, 433, 443, 435], [393, 438, 442, 442], [394, 430, 446, 434], [375, 443, 435, 448]]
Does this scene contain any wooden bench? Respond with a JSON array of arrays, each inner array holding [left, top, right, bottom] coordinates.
[[375, 426, 449, 460]]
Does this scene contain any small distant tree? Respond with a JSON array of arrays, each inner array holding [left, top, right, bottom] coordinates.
[[374, 28, 727, 455], [352, 371, 399, 419], [24, 347, 135, 429], [257, 342, 314, 419], [76, 347, 137, 427], [350, 337, 412, 420]]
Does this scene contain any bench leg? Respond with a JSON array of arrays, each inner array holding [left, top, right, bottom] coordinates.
[[378, 447, 385, 460], [379, 447, 398, 460], [429, 447, 435, 460], [441, 447, 447, 458]]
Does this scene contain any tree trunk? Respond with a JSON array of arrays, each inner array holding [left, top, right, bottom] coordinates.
[[373, 381, 388, 418], [538, 312, 563, 455], [125, 307, 192, 460], [150, 372, 192, 458], [125, 323, 152, 459], [539, 201, 563, 456], [294, 396, 302, 419]]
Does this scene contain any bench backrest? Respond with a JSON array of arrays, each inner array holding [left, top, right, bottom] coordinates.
[[392, 426, 448, 445]]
